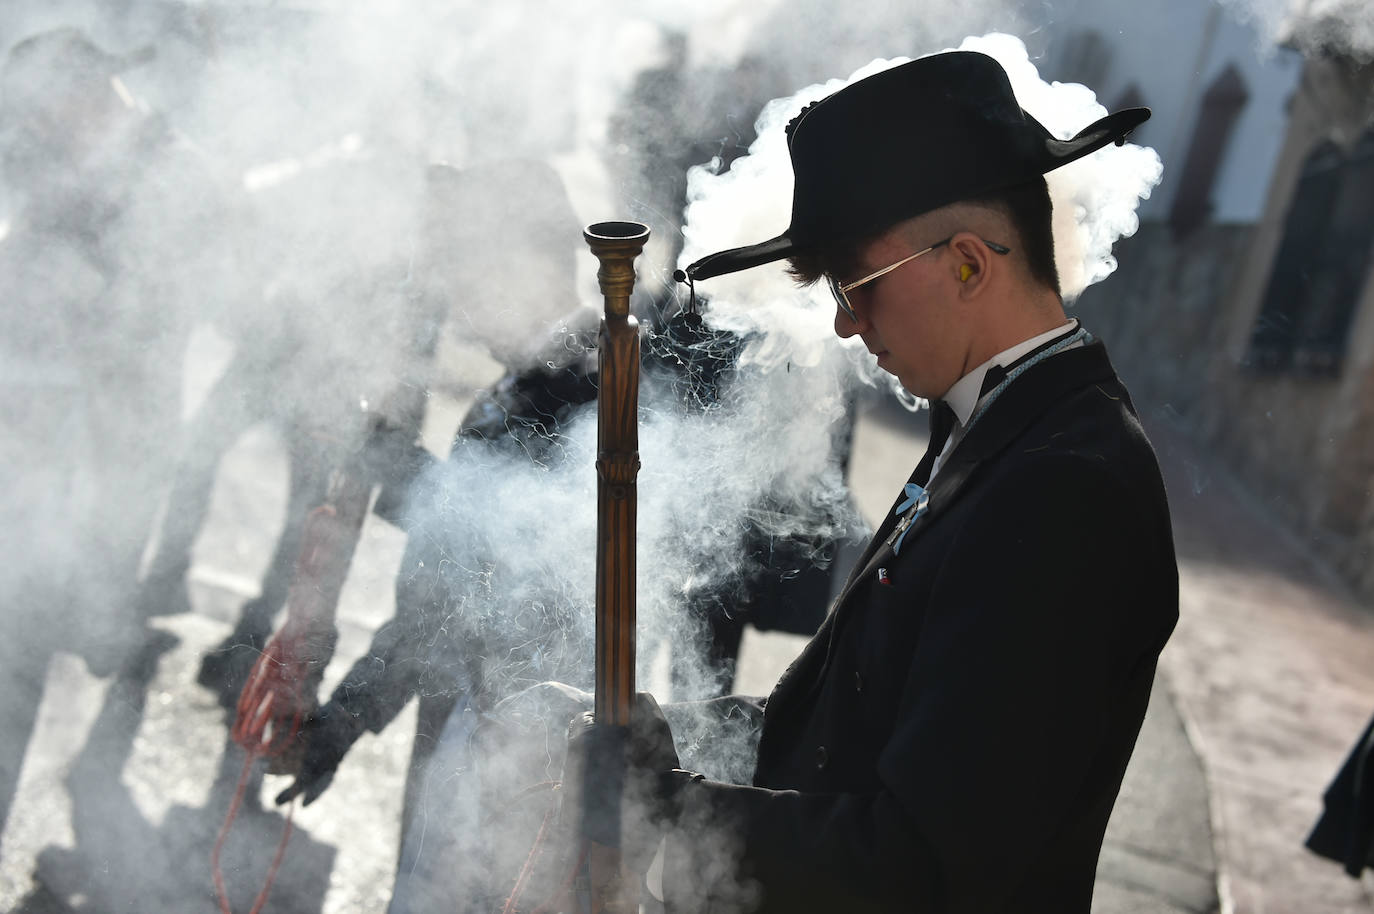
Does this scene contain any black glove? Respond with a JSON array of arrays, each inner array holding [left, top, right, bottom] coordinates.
[[563, 692, 686, 869], [274, 701, 367, 806]]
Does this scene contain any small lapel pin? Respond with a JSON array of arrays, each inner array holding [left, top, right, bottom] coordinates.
[[877, 567, 892, 586], [889, 482, 930, 555]]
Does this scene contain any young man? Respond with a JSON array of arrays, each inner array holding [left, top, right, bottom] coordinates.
[[568, 50, 1180, 913]]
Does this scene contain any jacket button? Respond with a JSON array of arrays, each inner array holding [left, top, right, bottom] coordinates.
[[854, 671, 863, 693], [815, 745, 828, 769]]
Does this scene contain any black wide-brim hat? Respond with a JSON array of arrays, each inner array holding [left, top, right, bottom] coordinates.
[[681, 50, 1149, 282]]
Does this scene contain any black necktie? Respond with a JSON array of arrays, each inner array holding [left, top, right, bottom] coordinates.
[[929, 399, 956, 456], [913, 400, 956, 487]]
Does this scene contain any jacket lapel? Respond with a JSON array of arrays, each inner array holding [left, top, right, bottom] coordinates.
[[761, 421, 947, 726], [831, 341, 1118, 613], [760, 343, 1120, 730], [833, 401, 953, 599], [835, 456, 977, 607]]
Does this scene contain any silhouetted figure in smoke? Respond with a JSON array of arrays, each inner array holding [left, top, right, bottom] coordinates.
[[268, 160, 860, 912], [268, 160, 599, 905], [170, 281, 435, 712], [11, 625, 337, 914], [0, 26, 230, 838], [606, 28, 785, 282], [11, 154, 450, 914], [134, 156, 444, 709], [354, 301, 859, 913]]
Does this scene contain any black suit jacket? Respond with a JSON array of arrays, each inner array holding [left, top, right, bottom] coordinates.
[[666, 339, 1179, 913]]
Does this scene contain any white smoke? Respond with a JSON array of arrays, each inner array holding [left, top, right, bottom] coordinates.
[[0, 4, 867, 908], [9, 5, 1163, 912], [963, 33, 1165, 300], [1217, 0, 1374, 61], [680, 33, 1164, 320], [407, 309, 861, 702]]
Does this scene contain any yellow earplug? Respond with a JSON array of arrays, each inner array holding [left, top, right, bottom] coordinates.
[[959, 264, 974, 283]]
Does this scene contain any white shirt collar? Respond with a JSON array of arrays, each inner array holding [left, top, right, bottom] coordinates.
[[942, 319, 1079, 427]]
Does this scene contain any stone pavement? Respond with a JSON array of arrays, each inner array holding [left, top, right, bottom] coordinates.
[[1147, 422, 1374, 914]]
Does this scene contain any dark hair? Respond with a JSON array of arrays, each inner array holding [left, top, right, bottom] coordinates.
[[785, 235, 866, 287], [966, 178, 1060, 295], [786, 177, 1060, 295]]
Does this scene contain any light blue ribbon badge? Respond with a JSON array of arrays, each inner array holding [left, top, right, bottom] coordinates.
[[890, 482, 930, 555]]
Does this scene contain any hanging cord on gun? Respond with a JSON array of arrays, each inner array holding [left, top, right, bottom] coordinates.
[[495, 780, 592, 914], [670, 267, 700, 325]]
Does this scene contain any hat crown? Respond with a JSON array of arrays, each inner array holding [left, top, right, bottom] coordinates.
[[782, 52, 1050, 249], [682, 50, 1149, 282]]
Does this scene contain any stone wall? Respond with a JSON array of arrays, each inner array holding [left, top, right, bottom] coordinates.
[[1073, 220, 1251, 430], [1075, 217, 1374, 603]]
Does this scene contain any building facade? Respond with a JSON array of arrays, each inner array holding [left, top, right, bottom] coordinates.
[[1076, 46, 1374, 601]]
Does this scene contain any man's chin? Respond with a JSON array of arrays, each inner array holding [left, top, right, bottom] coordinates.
[[897, 376, 936, 402]]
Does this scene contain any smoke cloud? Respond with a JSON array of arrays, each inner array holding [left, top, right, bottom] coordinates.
[[678, 32, 1163, 409], [0, 2, 885, 908], [1216, 0, 1374, 61], [1, 3, 1164, 910]]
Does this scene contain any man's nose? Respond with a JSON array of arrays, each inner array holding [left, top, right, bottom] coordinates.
[[834, 307, 863, 339]]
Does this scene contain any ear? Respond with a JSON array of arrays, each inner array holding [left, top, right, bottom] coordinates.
[[949, 232, 995, 299]]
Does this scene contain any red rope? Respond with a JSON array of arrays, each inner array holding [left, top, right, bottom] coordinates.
[[211, 753, 253, 914], [501, 802, 555, 914], [253, 795, 297, 914], [212, 751, 297, 914], [210, 479, 367, 911], [212, 635, 313, 914], [230, 635, 309, 758], [499, 782, 594, 914], [529, 843, 589, 914]]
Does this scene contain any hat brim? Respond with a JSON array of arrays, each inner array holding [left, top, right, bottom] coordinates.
[[682, 106, 1151, 283], [682, 233, 797, 282], [1044, 107, 1151, 168]]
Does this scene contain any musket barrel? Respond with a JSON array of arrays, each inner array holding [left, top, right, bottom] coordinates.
[[584, 219, 650, 728], [583, 220, 650, 914]]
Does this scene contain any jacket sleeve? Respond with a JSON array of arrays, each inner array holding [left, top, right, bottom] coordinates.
[[328, 529, 476, 733], [664, 456, 1177, 912]]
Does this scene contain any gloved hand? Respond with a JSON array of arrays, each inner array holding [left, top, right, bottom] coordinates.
[[562, 692, 687, 873], [274, 701, 367, 806]]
